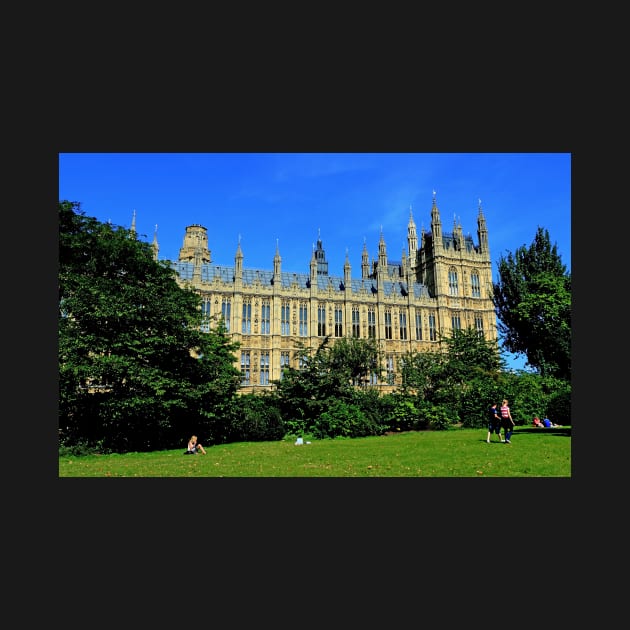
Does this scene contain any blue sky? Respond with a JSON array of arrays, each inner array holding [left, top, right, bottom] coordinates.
[[58, 152, 571, 371]]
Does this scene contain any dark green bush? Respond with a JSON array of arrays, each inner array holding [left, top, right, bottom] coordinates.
[[229, 394, 286, 442], [416, 401, 457, 430], [58, 439, 104, 457], [311, 399, 377, 439], [378, 393, 421, 432], [546, 388, 571, 425]]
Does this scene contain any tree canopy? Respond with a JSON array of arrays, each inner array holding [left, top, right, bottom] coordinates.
[[493, 226, 571, 380], [58, 201, 241, 452], [273, 336, 381, 432]]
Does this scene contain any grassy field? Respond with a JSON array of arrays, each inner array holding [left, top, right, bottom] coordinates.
[[58, 425, 571, 477]]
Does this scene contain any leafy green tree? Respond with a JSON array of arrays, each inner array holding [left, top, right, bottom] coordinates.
[[59, 201, 241, 453], [507, 372, 571, 426], [193, 315, 243, 445], [441, 327, 505, 377], [273, 336, 380, 435], [312, 399, 367, 439], [399, 329, 501, 402], [399, 348, 445, 399], [378, 392, 424, 432], [494, 227, 571, 380], [327, 336, 381, 386], [227, 393, 285, 442], [545, 384, 571, 425], [398, 329, 505, 428]]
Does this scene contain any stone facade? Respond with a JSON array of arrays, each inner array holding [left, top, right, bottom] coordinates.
[[164, 194, 497, 393]]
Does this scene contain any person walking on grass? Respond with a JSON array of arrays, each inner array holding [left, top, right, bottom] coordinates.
[[500, 399, 515, 444], [487, 403, 502, 443]]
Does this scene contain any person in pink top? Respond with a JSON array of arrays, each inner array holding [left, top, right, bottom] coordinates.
[[500, 399, 515, 443]]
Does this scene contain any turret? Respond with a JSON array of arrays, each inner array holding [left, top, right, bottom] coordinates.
[[407, 205, 417, 260], [430, 190, 442, 247], [152, 224, 159, 261], [235, 236, 243, 276], [273, 238, 281, 278], [477, 199, 489, 255], [361, 238, 370, 279], [453, 215, 464, 251], [178, 225, 211, 264], [378, 226, 388, 272], [233, 237, 243, 292], [344, 248, 351, 292], [314, 229, 329, 276]]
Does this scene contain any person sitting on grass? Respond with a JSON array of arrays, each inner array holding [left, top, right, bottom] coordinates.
[[533, 416, 544, 428], [184, 435, 207, 455], [543, 417, 562, 428]]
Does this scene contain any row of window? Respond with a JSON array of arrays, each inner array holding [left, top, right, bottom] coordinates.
[[449, 269, 482, 297], [202, 298, 487, 342], [239, 349, 465, 387]]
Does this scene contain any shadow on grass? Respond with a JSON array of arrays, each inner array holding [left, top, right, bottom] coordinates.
[[515, 426, 571, 437]]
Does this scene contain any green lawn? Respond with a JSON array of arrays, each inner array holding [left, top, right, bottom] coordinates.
[[58, 425, 571, 478]]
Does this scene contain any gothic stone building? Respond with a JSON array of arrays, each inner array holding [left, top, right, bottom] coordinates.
[[162, 194, 497, 394]]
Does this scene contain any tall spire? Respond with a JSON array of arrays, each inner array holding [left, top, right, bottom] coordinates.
[[430, 190, 442, 243], [344, 247, 351, 291], [407, 204, 418, 259], [152, 223, 159, 261], [129, 209, 137, 239], [361, 238, 370, 279], [477, 198, 489, 254], [273, 237, 281, 277], [234, 234, 243, 280], [378, 228, 387, 273]]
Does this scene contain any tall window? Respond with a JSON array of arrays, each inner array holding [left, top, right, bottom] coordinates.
[[415, 310, 422, 340], [299, 303, 308, 337], [280, 351, 290, 380], [367, 307, 376, 339], [471, 271, 481, 298], [260, 351, 269, 385], [448, 269, 459, 296], [352, 306, 360, 338], [334, 306, 343, 337], [222, 297, 231, 332], [201, 297, 211, 332], [429, 312, 437, 341], [281, 301, 290, 336], [261, 300, 270, 335], [399, 311, 407, 340], [386, 355, 395, 385], [240, 351, 250, 385], [318, 304, 326, 336], [242, 299, 251, 334], [451, 315, 461, 331], [384, 309, 392, 340], [474, 315, 484, 336]]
